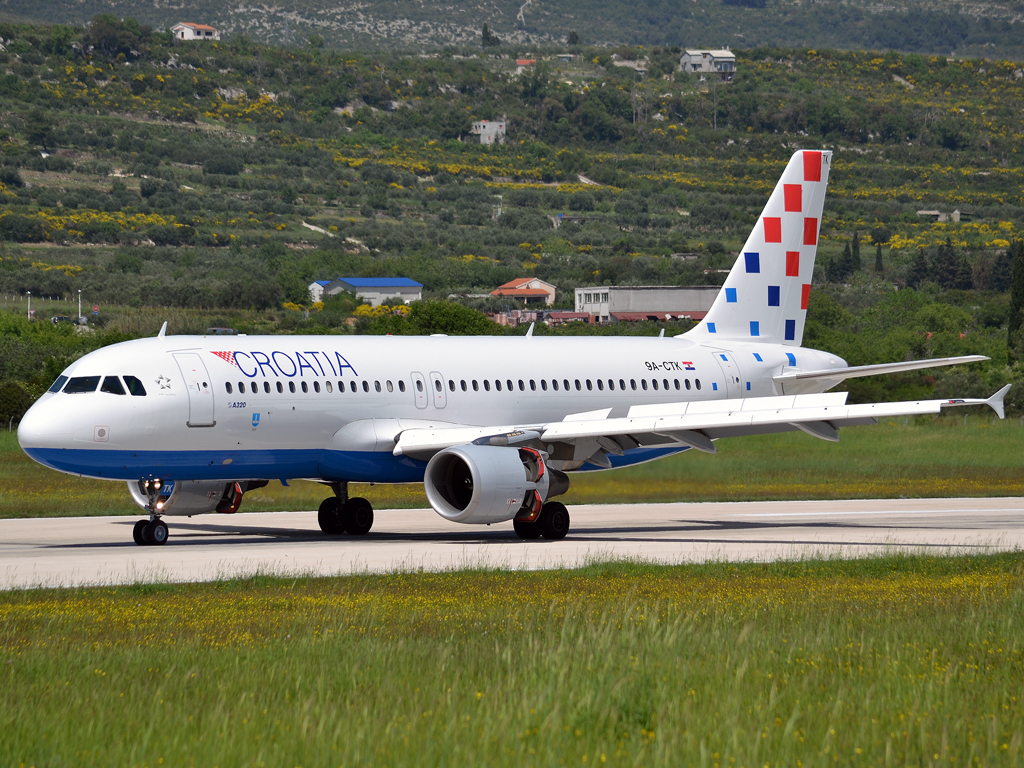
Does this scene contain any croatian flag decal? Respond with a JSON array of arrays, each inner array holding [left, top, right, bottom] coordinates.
[[211, 351, 238, 366]]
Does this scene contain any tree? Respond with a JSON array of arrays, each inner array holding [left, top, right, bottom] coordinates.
[[930, 237, 960, 290], [907, 249, 929, 289], [481, 24, 501, 48], [567, 30, 581, 46], [851, 231, 861, 272], [875, 243, 884, 272], [24, 108, 53, 150], [1008, 241, 1024, 363], [307, 34, 325, 49]]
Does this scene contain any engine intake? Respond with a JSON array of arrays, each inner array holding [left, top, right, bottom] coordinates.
[[424, 445, 568, 524]]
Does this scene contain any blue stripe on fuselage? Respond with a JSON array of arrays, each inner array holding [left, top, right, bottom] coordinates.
[[22, 444, 689, 483]]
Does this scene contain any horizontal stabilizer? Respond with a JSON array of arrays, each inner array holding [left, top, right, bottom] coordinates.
[[773, 355, 989, 387]]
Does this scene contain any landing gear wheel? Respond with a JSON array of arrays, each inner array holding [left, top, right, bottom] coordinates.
[[133, 520, 148, 546], [538, 502, 570, 540], [513, 518, 542, 540], [318, 497, 343, 534], [149, 520, 169, 545], [343, 497, 374, 536]]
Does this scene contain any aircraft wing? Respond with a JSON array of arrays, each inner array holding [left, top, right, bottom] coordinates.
[[773, 355, 988, 391], [393, 386, 1010, 468]]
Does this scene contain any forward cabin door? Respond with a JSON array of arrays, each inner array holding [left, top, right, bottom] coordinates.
[[174, 352, 216, 427]]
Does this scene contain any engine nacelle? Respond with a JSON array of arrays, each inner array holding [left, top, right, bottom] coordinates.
[[127, 480, 267, 516], [424, 445, 569, 525]]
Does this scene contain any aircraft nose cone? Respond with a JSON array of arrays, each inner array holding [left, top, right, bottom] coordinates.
[[17, 397, 73, 451]]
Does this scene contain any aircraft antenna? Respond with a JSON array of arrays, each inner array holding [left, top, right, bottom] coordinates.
[[525, 322, 535, 338], [157, 321, 167, 338]]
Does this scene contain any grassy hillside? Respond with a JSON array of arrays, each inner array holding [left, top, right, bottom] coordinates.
[[1, 22, 1024, 421], [2, 0, 1023, 56]]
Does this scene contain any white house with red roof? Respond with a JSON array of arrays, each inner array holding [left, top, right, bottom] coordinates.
[[491, 277, 556, 306], [172, 22, 220, 41]]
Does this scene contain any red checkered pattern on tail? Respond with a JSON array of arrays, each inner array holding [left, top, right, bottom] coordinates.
[[210, 351, 237, 366]]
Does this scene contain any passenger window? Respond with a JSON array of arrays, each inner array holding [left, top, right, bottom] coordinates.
[[552, 380, 559, 391], [264, 381, 271, 393], [641, 380, 648, 390], [238, 382, 245, 392], [416, 380, 423, 392], [506, 379, 513, 391], [48, 375, 69, 393], [434, 380, 441, 392], [386, 381, 393, 393], [461, 380, 467, 392], [225, 382, 233, 394], [250, 382, 257, 394], [101, 376, 126, 395], [685, 379, 691, 390], [631, 379, 637, 391], [607, 379, 614, 391], [540, 380, 547, 391], [289, 382, 296, 393], [362, 381, 369, 393], [326, 381, 333, 393], [472, 380, 479, 391], [301, 381, 308, 393], [596, 380, 603, 391], [64, 376, 100, 393], [530, 380, 536, 391], [398, 381, 406, 393], [338, 381, 345, 392], [663, 379, 669, 390], [563, 379, 570, 391], [585, 379, 592, 391], [495, 380, 502, 392], [448, 380, 455, 392], [695, 379, 702, 390], [674, 379, 680, 390], [575, 380, 581, 391], [483, 380, 490, 392], [314, 381, 321, 393], [277, 381, 284, 393], [652, 379, 659, 391], [375, 381, 381, 393], [518, 380, 525, 391]]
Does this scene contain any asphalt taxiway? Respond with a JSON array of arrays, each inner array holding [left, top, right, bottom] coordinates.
[[2, 497, 1023, 588]]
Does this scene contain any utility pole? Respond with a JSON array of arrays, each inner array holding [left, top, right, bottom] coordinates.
[[78, 289, 82, 322], [26, 291, 31, 320]]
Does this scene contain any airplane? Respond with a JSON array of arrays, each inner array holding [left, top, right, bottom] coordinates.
[[17, 150, 1009, 546]]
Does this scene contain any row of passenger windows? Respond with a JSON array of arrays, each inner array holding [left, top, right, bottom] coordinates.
[[50, 375, 147, 396], [226, 376, 702, 395]]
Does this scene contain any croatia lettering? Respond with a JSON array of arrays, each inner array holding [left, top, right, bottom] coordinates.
[[210, 350, 359, 379]]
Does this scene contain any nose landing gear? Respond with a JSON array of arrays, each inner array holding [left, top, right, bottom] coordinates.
[[318, 482, 374, 536], [133, 479, 170, 546]]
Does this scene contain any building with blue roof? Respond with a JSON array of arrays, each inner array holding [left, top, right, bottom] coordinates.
[[315, 277, 424, 307]]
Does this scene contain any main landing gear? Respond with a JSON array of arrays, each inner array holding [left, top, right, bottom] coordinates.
[[513, 501, 570, 541], [318, 483, 374, 536], [133, 478, 169, 546]]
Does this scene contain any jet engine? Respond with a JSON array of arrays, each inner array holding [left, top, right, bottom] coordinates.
[[424, 445, 569, 524], [127, 479, 268, 516]]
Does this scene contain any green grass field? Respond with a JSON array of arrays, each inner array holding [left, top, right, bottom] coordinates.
[[3, 414, 1023, 518], [2, 555, 1022, 766]]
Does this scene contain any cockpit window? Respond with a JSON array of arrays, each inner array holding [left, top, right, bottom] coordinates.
[[100, 376, 126, 395], [64, 376, 101, 394], [48, 375, 69, 393], [123, 376, 147, 397]]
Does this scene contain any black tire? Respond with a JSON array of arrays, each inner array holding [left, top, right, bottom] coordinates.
[[538, 502, 570, 540], [513, 518, 542, 540], [133, 519, 148, 546], [318, 497, 343, 534], [149, 520, 169, 545], [343, 497, 374, 536]]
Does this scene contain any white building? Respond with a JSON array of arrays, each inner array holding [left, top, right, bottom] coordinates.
[[468, 119, 506, 146], [679, 49, 736, 80], [324, 277, 423, 307], [308, 280, 332, 303], [575, 286, 720, 323], [172, 22, 221, 41]]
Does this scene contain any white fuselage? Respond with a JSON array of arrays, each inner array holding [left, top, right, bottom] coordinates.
[[17, 333, 847, 498]]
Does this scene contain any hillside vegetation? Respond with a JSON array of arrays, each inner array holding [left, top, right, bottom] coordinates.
[[1, 0, 1023, 57], [2, 19, 1024, 422]]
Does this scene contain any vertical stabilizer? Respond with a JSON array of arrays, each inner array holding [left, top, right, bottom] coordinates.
[[685, 150, 832, 346]]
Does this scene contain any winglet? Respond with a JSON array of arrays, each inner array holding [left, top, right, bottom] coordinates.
[[986, 384, 1011, 420], [157, 321, 167, 338], [525, 322, 535, 338]]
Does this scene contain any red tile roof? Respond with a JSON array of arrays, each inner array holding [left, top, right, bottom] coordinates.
[[491, 287, 551, 298], [177, 22, 217, 31]]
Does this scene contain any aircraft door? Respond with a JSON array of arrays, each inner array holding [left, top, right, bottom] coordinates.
[[173, 352, 216, 426], [713, 352, 744, 399], [411, 372, 428, 409], [429, 372, 447, 409]]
